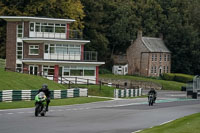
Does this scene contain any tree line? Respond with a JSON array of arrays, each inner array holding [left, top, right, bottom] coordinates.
[[0, 0, 199, 75]]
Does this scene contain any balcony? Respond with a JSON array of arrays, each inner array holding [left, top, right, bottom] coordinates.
[[29, 30, 83, 40], [44, 51, 97, 61]]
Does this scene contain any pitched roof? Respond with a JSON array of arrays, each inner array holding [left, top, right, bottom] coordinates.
[[142, 37, 170, 52]]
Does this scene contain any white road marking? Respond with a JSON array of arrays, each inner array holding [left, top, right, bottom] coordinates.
[[159, 119, 174, 125], [132, 129, 142, 133], [27, 111, 33, 113], [7, 113, 13, 115], [18, 112, 24, 114]]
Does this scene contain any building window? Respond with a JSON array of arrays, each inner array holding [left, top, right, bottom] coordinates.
[[154, 66, 157, 73], [16, 64, 22, 72], [63, 66, 95, 77], [155, 54, 157, 61], [163, 66, 166, 73], [47, 44, 80, 55], [55, 24, 66, 33], [17, 24, 23, 38], [35, 23, 41, 32], [30, 23, 34, 32], [16, 42, 23, 59], [43, 66, 54, 76], [30, 22, 66, 33], [167, 66, 169, 73], [29, 45, 39, 55], [151, 66, 154, 74], [152, 54, 154, 61], [160, 54, 162, 62], [168, 55, 170, 61], [164, 54, 167, 61]]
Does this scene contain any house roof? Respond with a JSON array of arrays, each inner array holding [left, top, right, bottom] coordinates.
[[142, 37, 170, 53], [0, 16, 75, 23]]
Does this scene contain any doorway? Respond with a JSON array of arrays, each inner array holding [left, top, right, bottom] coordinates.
[[29, 65, 38, 75]]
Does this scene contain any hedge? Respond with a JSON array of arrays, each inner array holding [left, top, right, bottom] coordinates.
[[162, 73, 194, 83]]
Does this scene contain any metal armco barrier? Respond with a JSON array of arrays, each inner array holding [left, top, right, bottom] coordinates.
[[114, 88, 142, 98], [0, 88, 88, 102]]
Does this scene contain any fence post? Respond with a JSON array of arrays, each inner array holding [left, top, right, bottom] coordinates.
[[68, 81, 71, 89], [99, 81, 102, 91], [87, 79, 89, 86], [75, 77, 77, 85]]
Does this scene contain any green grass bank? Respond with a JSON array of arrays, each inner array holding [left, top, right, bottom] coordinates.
[[140, 113, 200, 133], [100, 74, 185, 91], [0, 68, 66, 90]]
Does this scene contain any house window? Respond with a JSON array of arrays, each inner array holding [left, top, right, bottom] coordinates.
[[160, 54, 162, 62], [16, 42, 23, 59], [168, 55, 170, 61], [154, 66, 157, 73], [151, 66, 154, 74], [163, 66, 166, 73], [152, 54, 154, 61], [29, 45, 39, 55], [17, 24, 23, 38], [155, 54, 157, 61], [164, 54, 167, 61], [167, 66, 169, 73]]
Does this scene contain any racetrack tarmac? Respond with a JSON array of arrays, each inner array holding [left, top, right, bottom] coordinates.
[[0, 90, 200, 133]]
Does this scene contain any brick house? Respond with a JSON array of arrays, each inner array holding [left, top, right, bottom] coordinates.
[[0, 16, 104, 84], [126, 31, 171, 77]]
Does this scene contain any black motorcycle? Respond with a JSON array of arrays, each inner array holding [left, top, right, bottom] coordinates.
[[148, 93, 155, 106]]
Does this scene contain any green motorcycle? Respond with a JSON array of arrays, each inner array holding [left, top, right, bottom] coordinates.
[[35, 92, 47, 117]]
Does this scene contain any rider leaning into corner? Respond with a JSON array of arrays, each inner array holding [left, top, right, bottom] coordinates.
[[38, 84, 51, 111], [148, 88, 157, 103]]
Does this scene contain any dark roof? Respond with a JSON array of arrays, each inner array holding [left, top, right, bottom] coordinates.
[[142, 37, 170, 52]]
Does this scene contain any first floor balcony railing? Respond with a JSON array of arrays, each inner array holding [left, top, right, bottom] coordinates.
[[43, 51, 97, 61], [29, 30, 83, 40]]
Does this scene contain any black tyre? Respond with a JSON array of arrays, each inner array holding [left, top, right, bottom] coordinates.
[[35, 104, 39, 117]]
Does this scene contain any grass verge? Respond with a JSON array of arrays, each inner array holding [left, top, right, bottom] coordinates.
[[0, 97, 111, 110], [140, 113, 200, 133]]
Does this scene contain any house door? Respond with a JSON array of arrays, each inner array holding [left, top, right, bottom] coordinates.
[[29, 65, 38, 75], [159, 66, 162, 76]]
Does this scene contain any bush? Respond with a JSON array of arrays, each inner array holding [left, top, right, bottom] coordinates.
[[161, 73, 194, 83], [162, 73, 176, 81]]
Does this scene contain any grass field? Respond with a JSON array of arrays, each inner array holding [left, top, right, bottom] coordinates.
[[140, 113, 200, 133], [100, 74, 185, 91], [0, 97, 111, 110]]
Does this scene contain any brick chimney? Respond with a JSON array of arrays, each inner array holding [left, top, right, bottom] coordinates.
[[137, 30, 142, 39]]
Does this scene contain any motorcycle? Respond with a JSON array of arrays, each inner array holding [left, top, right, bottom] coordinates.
[[34, 92, 47, 117], [148, 93, 155, 106]]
